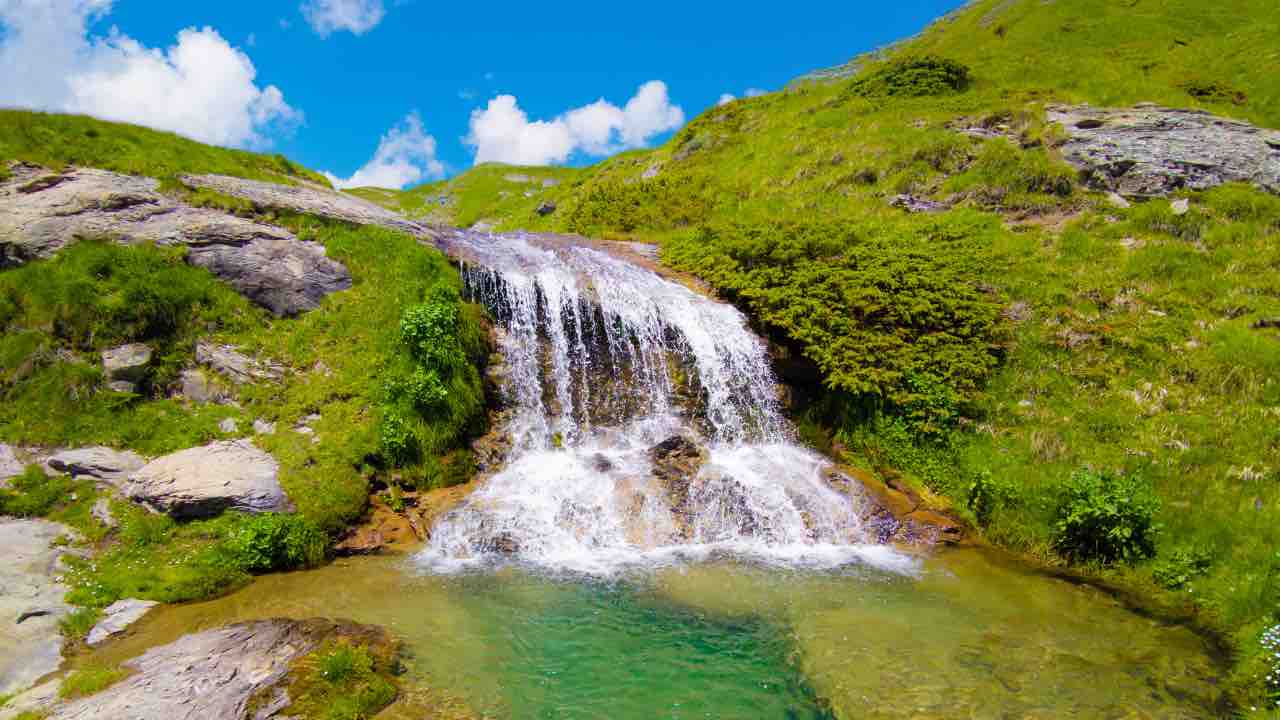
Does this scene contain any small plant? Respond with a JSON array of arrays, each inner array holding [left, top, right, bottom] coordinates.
[[58, 607, 102, 642], [1263, 623, 1280, 711], [1053, 469, 1160, 564], [319, 642, 373, 683], [1152, 547, 1213, 590], [404, 366, 448, 409], [399, 297, 464, 372], [966, 470, 1014, 526]]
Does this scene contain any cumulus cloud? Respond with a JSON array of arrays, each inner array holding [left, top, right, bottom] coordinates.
[[717, 93, 736, 106], [324, 113, 443, 189], [301, 0, 384, 37], [0, 0, 299, 148], [465, 81, 684, 166]]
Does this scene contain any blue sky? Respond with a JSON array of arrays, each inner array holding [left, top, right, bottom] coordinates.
[[0, 0, 965, 188]]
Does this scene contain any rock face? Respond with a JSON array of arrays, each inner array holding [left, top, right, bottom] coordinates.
[[196, 341, 283, 384], [0, 165, 352, 315], [46, 446, 145, 486], [85, 599, 158, 646], [181, 173, 433, 239], [0, 442, 23, 486], [1048, 104, 1280, 197], [47, 619, 351, 720], [0, 519, 74, 695], [649, 436, 708, 532], [125, 440, 291, 518]]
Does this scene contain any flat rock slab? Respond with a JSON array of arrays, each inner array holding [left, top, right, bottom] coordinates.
[[181, 173, 434, 239], [46, 446, 145, 487], [0, 442, 23, 486], [50, 619, 329, 720], [1049, 104, 1280, 197], [0, 519, 74, 695], [125, 439, 291, 518], [0, 164, 352, 316], [196, 341, 283, 384], [86, 598, 159, 646]]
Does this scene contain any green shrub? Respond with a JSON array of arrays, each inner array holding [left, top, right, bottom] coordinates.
[[1152, 547, 1213, 589], [58, 607, 102, 642], [399, 296, 465, 372], [846, 55, 972, 98], [966, 470, 1014, 526], [378, 410, 418, 466], [402, 367, 448, 410], [1053, 469, 1160, 564], [223, 513, 326, 572]]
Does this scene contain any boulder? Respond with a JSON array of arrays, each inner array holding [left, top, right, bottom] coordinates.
[[101, 343, 152, 392], [253, 418, 277, 436], [196, 341, 283, 384], [45, 619, 391, 720], [0, 519, 74, 695], [1048, 104, 1280, 197], [125, 440, 291, 519], [91, 498, 116, 528], [218, 417, 239, 434], [179, 368, 215, 404], [649, 435, 708, 529], [85, 599, 159, 646], [0, 166, 352, 315], [46, 447, 145, 487]]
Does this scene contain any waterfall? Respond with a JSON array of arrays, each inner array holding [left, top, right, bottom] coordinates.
[[418, 232, 900, 575]]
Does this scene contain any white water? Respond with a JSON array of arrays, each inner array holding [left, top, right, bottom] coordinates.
[[418, 232, 910, 576]]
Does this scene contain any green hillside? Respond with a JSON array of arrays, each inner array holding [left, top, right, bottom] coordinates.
[[365, 0, 1280, 709]]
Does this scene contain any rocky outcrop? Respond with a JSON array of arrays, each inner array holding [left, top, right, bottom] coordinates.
[[0, 519, 74, 695], [649, 436, 708, 532], [46, 446, 145, 486], [0, 164, 352, 315], [196, 341, 284, 384], [824, 466, 967, 547], [125, 440, 291, 518], [181, 173, 433, 239], [101, 343, 152, 392], [1048, 104, 1280, 197], [45, 619, 388, 720], [85, 598, 158, 646]]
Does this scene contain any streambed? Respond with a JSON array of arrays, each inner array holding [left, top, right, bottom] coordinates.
[[83, 548, 1222, 719]]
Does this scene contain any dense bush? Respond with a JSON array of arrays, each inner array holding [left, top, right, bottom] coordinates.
[[1052, 469, 1160, 564], [846, 55, 972, 98], [224, 512, 326, 572], [664, 214, 1007, 432]]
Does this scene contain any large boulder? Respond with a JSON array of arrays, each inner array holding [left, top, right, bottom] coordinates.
[[648, 435, 708, 532], [46, 446, 145, 487], [125, 440, 291, 519], [0, 165, 352, 316], [1048, 104, 1280, 197], [0, 519, 74, 695], [45, 619, 392, 720]]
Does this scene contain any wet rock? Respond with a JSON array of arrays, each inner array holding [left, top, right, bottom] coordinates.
[[44, 619, 391, 720], [101, 343, 151, 392], [590, 453, 614, 472], [125, 440, 291, 519], [0, 167, 353, 315], [485, 531, 521, 554], [0, 519, 74, 695], [649, 436, 709, 531], [46, 447, 145, 487], [86, 599, 158, 646], [196, 341, 283, 384], [535, 200, 557, 216], [1048, 104, 1280, 197]]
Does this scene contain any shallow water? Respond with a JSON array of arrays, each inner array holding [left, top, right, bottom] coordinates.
[[88, 548, 1222, 719]]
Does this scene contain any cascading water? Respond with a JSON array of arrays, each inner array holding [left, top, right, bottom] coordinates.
[[419, 232, 909, 575]]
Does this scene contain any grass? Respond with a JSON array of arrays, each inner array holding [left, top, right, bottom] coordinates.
[[58, 666, 129, 700], [0, 110, 330, 187], [270, 640, 399, 720]]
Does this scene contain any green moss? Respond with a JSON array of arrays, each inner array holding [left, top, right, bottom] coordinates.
[[277, 640, 399, 720]]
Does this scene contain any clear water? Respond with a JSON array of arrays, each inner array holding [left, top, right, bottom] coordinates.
[[89, 550, 1222, 719]]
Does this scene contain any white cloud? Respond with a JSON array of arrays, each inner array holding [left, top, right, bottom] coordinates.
[[465, 81, 685, 166], [745, 87, 767, 98], [718, 88, 767, 106], [717, 93, 736, 106], [0, 0, 299, 149], [300, 0, 384, 37], [323, 113, 443, 189]]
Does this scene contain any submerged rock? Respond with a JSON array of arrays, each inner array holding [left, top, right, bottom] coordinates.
[[86, 598, 158, 646], [0, 165, 352, 316], [125, 440, 291, 518], [1048, 104, 1280, 197], [46, 446, 145, 487], [0, 519, 74, 695]]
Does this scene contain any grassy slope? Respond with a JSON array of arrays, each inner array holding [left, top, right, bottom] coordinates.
[[376, 0, 1280, 709]]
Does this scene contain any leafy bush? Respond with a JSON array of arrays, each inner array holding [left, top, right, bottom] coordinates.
[[966, 470, 1014, 526], [399, 295, 465, 372], [1152, 547, 1213, 589], [1052, 469, 1160, 564], [223, 513, 326, 572], [378, 410, 418, 466], [846, 55, 972, 98], [403, 367, 448, 409]]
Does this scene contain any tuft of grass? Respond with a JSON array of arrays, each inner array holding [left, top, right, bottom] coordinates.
[[278, 640, 399, 720], [58, 666, 129, 700]]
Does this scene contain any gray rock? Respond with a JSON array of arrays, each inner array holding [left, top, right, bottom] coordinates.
[[85, 599, 158, 646], [0, 443, 23, 487], [125, 440, 291, 519], [196, 341, 283, 384], [47, 620, 330, 720], [91, 498, 116, 528], [101, 343, 151, 384], [0, 519, 73, 695], [106, 380, 137, 394], [0, 166, 352, 316], [179, 368, 214, 403], [889, 194, 948, 213], [542, 178, 560, 188], [1048, 104, 1280, 197], [253, 418, 277, 436], [218, 417, 239, 434], [46, 447, 145, 486], [1105, 192, 1132, 209], [0, 679, 61, 720], [535, 201, 557, 216], [503, 173, 532, 183], [1171, 197, 1191, 215]]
